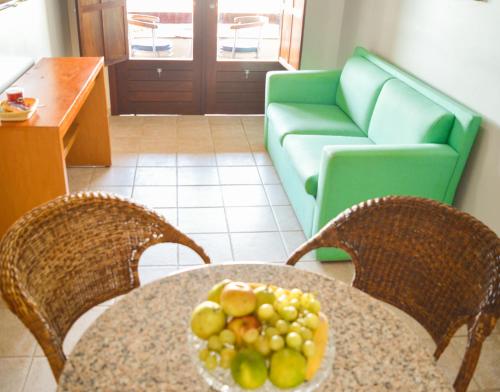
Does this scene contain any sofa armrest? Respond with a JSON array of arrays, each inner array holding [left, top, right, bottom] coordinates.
[[265, 70, 341, 109], [314, 143, 459, 231]]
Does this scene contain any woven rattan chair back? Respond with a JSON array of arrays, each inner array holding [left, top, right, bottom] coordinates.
[[0, 192, 210, 381], [286, 196, 499, 392]]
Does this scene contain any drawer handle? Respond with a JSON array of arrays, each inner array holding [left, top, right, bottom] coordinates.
[[156, 68, 163, 79]]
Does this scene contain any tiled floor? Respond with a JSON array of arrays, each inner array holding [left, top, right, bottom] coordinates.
[[1, 115, 498, 391]]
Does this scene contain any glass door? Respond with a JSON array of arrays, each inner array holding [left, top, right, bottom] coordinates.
[[111, 0, 204, 114], [204, 0, 286, 114]]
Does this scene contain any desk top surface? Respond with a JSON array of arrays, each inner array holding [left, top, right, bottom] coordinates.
[[0, 57, 104, 129]]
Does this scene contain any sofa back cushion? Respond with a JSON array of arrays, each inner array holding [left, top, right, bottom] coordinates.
[[368, 79, 455, 145], [336, 56, 392, 133]]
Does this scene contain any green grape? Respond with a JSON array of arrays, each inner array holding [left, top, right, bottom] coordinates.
[[304, 313, 320, 330], [198, 348, 210, 361], [219, 329, 236, 345], [289, 298, 300, 308], [269, 335, 285, 351], [268, 312, 280, 326], [300, 293, 313, 308], [205, 352, 218, 370], [257, 303, 276, 321], [289, 321, 302, 333], [290, 288, 303, 298], [254, 335, 271, 356], [286, 332, 303, 350], [280, 305, 298, 322], [302, 340, 316, 358], [307, 298, 321, 313], [207, 335, 223, 351], [220, 348, 236, 368], [275, 319, 289, 335], [296, 317, 306, 326], [299, 326, 313, 341], [265, 326, 279, 338], [243, 328, 259, 344]]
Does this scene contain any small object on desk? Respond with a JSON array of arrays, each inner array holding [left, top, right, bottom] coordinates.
[[0, 97, 38, 121], [5, 86, 24, 102]]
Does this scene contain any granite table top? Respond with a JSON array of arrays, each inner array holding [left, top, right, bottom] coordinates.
[[58, 263, 452, 391]]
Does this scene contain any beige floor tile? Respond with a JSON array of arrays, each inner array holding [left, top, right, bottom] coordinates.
[[178, 167, 219, 185], [138, 153, 176, 167], [132, 186, 177, 208], [135, 167, 176, 186], [253, 152, 273, 166], [264, 184, 290, 206], [0, 295, 7, 308], [226, 206, 278, 232], [231, 232, 286, 262], [63, 306, 108, 354], [111, 136, 142, 153], [138, 267, 178, 285], [88, 186, 133, 198], [0, 309, 36, 356], [178, 208, 228, 233], [295, 261, 355, 285], [178, 186, 223, 208], [23, 357, 56, 392], [141, 126, 176, 139], [110, 126, 142, 138], [154, 208, 178, 225], [90, 167, 136, 187], [179, 233, 233, 265], [67, 167, 94, 191], [218, 167, 261, 185], [221, 185, 269, 207], [272, 205, 301, 231], [215, 152, 255, 166], [140, 139, 177, 153], [0, 357, 31, 392], [257, 166, 280, 184], [111, 153, 138, 167], [177, 153, 217, 167], [140, 243, 178, 266], [281, 231, 316, 261], [250, 142, 267, 152]]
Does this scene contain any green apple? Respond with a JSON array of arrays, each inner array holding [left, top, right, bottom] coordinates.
[[269, 348, 306, 388], [190, 301, 226, 340], [231, 349, 267, 389], [207, 279, 232, 303], [220, 282, 257, 317]]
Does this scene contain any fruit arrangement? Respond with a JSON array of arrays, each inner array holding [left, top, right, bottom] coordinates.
[[190, 280, 330, 390]]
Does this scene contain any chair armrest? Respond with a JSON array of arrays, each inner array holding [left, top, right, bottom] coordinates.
[[265, 70, 341, 109], [314, 144, 459, 231]]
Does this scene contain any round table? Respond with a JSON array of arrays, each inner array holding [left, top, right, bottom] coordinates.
[[58, 263, 452, 391]]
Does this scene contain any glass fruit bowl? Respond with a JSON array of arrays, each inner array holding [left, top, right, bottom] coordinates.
[[188, 325, 335, 392]]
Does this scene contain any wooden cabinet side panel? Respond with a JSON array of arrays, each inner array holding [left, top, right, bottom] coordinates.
[[66, 69, 112, 166]]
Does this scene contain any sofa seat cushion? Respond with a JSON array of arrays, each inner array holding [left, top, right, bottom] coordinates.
[[335, 56, 392, 132], [283, 135, 373, 197], [368, 79, 456, 144], [267, 103, 365, 144]]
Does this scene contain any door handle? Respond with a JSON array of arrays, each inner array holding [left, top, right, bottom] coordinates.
[[156, 68, 163, 79], [245, 70, 250, 80]]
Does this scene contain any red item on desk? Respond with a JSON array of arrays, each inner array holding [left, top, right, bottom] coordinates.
[[6, 87, 24, 103]]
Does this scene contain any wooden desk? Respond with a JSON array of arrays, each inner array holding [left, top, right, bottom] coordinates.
[[0, 57, 111, 237]]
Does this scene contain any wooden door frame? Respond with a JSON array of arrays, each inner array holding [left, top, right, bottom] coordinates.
[[203, 0, 286, 114], [109, 0, 206, 115]]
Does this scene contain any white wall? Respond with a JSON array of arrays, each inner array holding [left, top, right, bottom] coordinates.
[[300, 0, 345, 69], [0, 0, 71, 59], [337, 0, 500, 232]]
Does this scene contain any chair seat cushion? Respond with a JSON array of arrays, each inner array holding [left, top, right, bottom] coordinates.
[[267, 103, 365, 144], [283, 135, 374, 197]]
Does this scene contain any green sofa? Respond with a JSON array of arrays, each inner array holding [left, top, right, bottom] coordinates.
[[265, 47, 481, 261]]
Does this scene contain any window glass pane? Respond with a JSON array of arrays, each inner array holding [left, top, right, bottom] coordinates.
[[217, 0, 282, 61], [126, 0, 193, 60]]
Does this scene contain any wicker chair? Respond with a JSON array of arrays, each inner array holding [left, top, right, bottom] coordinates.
[[286, 196, 499, 392], [0, 192, 211, 381]]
